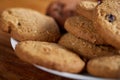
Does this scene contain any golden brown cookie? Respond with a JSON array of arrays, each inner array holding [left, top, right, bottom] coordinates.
[[15, 41, 85, 73], [76, 0, 100, 20], [59, 33, 119, 59], [65, 16, 106, 45], [87, 55, 120, 78], [0, 8, 60, 42], [94, 0, 120, 49]]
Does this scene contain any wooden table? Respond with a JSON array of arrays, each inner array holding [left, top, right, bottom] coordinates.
[[0, 31, 71, 80], [0, 0, 71, 80]]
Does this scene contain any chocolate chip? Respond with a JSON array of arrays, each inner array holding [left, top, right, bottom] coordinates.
[[8, 10, 12, 14], [105, 14, 116, 22], [18, 22, 21, 26]]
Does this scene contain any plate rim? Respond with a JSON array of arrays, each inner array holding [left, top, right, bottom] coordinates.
[[10, 38, 113, 80]]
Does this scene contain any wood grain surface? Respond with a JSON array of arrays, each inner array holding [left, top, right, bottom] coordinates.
[[0, 0, 71, 80]]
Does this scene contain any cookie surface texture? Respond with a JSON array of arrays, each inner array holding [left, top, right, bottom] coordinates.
[[65, 16, 105, 44], [76, 0, 99, 20], [0, 8, 60, 42], [15, 41, 85, 73], [59, 33, 119, 59], [94, 0, 120, 49], [87, 55, 120, 78]]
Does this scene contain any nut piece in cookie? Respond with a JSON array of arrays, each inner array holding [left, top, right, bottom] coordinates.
[[59, 33, 119, 59], [94, 0, 120, 49], [0, 8, 60, 42], [87, 55, 120, 78], [65, 16, 106, 45], [15, 41, 85, 73]]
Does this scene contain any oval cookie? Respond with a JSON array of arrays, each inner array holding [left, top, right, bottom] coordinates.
[[87, 55, 120, 78], [65, 16, 106, 45], [0, 8, 60, 42], [15, 41, 85, 73], [59, 33, 119, 59]]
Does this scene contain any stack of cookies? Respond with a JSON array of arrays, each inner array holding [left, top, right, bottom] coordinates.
[[0, 8, 85, 74], [0, 0, 120, 79], [59, 0, 120, 78]]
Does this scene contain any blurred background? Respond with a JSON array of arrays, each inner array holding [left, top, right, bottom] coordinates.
[[0, 0, 54, 14]]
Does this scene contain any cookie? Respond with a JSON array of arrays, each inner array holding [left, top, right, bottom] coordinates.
[[87, 55, 120, 78], [65, 16, 106, 44], [59, 33, 119, 59], [93, 0, 120, 49], [15, 41, 85, 73], [46, 0, 80, 32], [0, 8, 60, 42], [76, 0, 101, 20]]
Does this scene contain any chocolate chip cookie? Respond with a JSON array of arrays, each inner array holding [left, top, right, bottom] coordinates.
[[94, 0, 120, 49]]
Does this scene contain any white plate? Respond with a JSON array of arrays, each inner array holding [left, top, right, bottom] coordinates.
[[10, 38, 113, 80]]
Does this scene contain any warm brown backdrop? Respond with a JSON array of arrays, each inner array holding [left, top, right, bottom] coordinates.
[[0, 0, 71, 80]]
